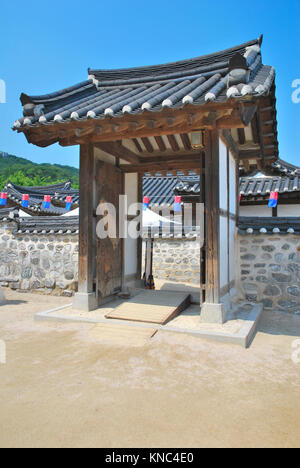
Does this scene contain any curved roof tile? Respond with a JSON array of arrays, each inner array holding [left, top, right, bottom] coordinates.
[[14, 36, 275, 130]]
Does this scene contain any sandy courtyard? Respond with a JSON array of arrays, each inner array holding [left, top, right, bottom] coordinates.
[[0, 289, 299, 448]]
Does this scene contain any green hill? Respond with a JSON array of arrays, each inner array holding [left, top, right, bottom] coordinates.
[[0, 151, 79, 189]]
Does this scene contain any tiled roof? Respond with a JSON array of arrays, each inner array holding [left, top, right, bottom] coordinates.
[[240, 175, 300, 197], [174, 177, 200, 195], [143, 175, 200, 207], [143, 164, 300, 205], [0, 208, 18, 222], [270, 159, 300, 177], [2, 180, 79, 215], [12, 216, 79, 235], [238, 217, 300, 235], [14, 36, 275, 130]]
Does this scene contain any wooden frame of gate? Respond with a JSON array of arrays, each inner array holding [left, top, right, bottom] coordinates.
[[77, 125, 237, 311]]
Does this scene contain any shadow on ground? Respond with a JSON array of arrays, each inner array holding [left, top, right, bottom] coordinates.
[[257, 309, 300, 338]]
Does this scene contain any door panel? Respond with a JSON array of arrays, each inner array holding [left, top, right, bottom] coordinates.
[[96, 161, 123, 300]]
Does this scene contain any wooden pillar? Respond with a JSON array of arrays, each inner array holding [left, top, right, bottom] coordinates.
[[205, 129, 220, 303], [136, 173, 143, 282], [199, 150, 206, 305], [73, 143, 97, 311], [200, 129, 225, 323]]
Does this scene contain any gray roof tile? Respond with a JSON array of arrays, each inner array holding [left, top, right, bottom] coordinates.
[[14, 37, 275, 130]]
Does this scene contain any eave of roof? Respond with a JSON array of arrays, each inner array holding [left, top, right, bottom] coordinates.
[[2, 180, 79, 215], [238, 216, 300, 235], [240, 175, 300, 197], [13, 36, 276, 133]]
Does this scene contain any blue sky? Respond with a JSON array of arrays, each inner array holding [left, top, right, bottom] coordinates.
[[1, 0, 299, 168]]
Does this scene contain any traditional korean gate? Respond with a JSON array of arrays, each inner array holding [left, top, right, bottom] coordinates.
[[96, 161, 123, 301]]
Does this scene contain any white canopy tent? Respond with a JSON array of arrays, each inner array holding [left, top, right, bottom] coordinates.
[[142, 208, 182, 227], [62, 208, 79, 217]]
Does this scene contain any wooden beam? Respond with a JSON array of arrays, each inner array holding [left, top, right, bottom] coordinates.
[[240, 104, 257, 126], [239, 150, 261, 160], [140, 151, 201, 162], [237, 128, 246, 145], [167, 134, 180, 152], [95, 141, 140, 164], [119, 159, 202, 173], [220, 130, 239, 159], [243, 160, 250, 172], [251, 113, 259, 144], [78, 143, 95, 294], [21, 101, 257, 148]]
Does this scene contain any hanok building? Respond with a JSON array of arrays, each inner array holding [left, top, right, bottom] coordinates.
[[240, 158, 300, 217], [0, 180, 79, 216], [14, 36, 279, 322]]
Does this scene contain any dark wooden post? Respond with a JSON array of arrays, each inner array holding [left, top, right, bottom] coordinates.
[[200, 129, 225, 323], [136, 173, 143, 282], [205, 129, 220, 303], [73, 143, 97, 310]]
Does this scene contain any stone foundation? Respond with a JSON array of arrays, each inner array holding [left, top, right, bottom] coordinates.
[[0, 220, 78, 296], [238, 234, 300, 315]]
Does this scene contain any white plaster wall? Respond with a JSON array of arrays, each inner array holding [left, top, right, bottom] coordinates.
[[229, 219, 236, 282], [277, 205, 300, 217], [219, 216, 228, 288], [124, 173, 138, 276], [125, 173, 138, 207], [240, 205, 273, 217], [124, 237, 137, 276], [229, 151, 237, 215], [219, 138, 228, 210]]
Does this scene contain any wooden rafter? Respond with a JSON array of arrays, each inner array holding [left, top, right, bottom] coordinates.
[[154, 136, 166, 152], [220, 130, 239, 159], [167, 134, 180, 152], [132, 138, 143, 153], [180, 133, 191, 151], [141, 137, 154, 153], [237, 128, 246, 145], [251, 113, 259, 144], [23, 101, 257, 148]]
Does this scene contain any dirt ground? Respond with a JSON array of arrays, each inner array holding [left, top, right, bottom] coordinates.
[[0, 289, 299, 448]]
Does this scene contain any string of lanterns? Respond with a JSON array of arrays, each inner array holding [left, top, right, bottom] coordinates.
[[239, 191, 279, 208], [143, 196, 182, 211], [0, 192, 73, 210]]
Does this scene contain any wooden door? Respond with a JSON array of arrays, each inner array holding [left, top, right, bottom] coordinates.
[[96, 161, 123, 300]]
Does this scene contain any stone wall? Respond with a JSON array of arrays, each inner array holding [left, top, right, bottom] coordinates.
[[238, 234, 300, 315], [0, 220, 78, 296], [143, 238, 200, 285], [1, 216, 300, 315]]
